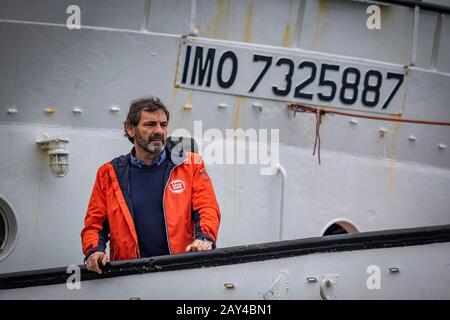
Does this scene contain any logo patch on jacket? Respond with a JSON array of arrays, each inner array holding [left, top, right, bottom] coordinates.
[[169, 179, 186, 194]]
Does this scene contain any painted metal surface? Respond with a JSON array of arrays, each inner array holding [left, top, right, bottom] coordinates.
[[0, 0, 449, 281], [1, 227, 449, 299]]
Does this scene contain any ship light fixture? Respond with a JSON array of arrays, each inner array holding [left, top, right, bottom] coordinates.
[[37, 137, 70, 177]]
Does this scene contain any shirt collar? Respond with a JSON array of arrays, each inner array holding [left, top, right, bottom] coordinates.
[[130, 147, 166, 168]]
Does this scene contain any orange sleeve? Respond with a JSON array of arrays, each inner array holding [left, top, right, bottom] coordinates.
[[190, 154, 221, 244], [80, 165, 109, 256]]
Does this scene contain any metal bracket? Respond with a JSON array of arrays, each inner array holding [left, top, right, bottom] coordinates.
[[262, 270, 289, 300], [319, 274, 339, 300]]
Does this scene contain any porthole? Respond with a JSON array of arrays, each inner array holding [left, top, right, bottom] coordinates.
[[0, 197, 18, 260], [0, 209, 6, 253], [322, 219, 359, 236]]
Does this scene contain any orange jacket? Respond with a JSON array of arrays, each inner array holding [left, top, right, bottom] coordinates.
[[81, 140, 220, 260]]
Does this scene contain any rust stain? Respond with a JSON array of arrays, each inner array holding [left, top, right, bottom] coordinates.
[[282, 0, 294, 47], [311, 0, 329, 50], [319, 0, 328, 12], [377, 5, 410, 64], [173, 37, 184, 89], [231, 98, 245, 225], [304, 115, 315, 144], [224, 0, 232, 35], [195, 22, 205, 36], [379, 4, 392, 26], [184, 90, 193, 109], [211, 0, 224, 38], [282, 24, 293, 47], [210, 0, 231, 39], [388, 114, 402, 196], [242, 0, 254, 43], [177, 90, 193, 131], [169, 86, 179, 132], [170, 85, 179, 108], [232, 96, 245, 130], [400, 68, 410, 115]]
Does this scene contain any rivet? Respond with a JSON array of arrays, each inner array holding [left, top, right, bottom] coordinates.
[[183, 103, 193, 110], [252, 103, 263, 112], [408, 135, 417, 142], [73, 107, 83, 114], [218, 102, 227, 108], [188, 28, 199, 37], [350, 119, 358, 125], [45, 107, 56, 114], [110, 105, 120, 112], [224, 283, 235, 289], [306, 277, 317, 283], [438, 144, 446, 150], [389, 267, 400, 273], [7, 108, 18, 114], [379, 128, 388, 137]]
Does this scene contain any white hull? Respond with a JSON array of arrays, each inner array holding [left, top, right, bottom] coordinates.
[[1, 225, 449, 299]]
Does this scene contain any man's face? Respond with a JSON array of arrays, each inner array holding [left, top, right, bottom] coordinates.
[[127, 109, 168, 155]]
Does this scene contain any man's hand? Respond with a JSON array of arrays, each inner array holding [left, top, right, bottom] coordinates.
[[185, 239, 213, 252], [85, 251, 108, 274]]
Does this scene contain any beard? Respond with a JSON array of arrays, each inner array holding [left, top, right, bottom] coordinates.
[[134, 128, 166, 155]]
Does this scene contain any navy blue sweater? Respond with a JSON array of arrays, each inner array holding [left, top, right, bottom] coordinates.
[[129, 158, 170, 257]]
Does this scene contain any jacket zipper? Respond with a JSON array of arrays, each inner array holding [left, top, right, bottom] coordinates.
[[162, 160, 185, 254]]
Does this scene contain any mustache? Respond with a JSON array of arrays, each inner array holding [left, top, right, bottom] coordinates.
[[147, 135, 165, 143]]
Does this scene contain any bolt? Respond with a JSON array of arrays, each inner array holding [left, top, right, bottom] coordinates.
[[252, 103, 263, 112], [379, 128, 388, 137], [306, 277, 317, 283], [224, 283, 235, 289], [110, 105, 120, 112]]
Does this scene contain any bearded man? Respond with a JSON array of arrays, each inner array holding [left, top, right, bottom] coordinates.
[[81, 97, 221, 273]]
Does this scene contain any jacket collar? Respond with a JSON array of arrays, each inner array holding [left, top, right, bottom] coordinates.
[[130, 147, 167, 168]]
